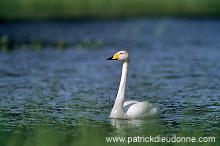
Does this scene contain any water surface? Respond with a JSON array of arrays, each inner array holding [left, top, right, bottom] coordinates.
[[0, 18, 220, 145]]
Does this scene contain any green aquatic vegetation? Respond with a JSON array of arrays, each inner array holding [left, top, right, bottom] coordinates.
[[19, 37, 43, 51], [20, 44, 29, 51], [56, 38, 66, 50], [108, 96, 111, 109], [75, 39, 103, 50], [0, 35, 10, 52], [0, 35, 103, 51], [30, 36, 42, 51]]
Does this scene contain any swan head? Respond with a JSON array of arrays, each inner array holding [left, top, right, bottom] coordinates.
[[106, 50, 130, 62]]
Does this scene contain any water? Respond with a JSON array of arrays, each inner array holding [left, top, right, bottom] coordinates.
[[0, 18, 220, 145]]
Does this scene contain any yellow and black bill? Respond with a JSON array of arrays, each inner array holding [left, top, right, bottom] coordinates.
[[106, 53, 120, 60]]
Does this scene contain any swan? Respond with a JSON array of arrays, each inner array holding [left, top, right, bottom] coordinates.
[[106, 50, 160, 119]]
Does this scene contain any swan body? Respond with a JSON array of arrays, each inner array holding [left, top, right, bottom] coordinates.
[[106, 50, 160, 119]]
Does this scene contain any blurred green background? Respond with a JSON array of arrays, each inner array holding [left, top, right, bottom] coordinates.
[[1, 0, 220, 20]]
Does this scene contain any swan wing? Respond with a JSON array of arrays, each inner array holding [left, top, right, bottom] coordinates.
[[125, 101, 160, 118], [123, 100, 139, 107], [123, 100, 140, 113]]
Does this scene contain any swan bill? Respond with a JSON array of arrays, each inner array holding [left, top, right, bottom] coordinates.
[[106, 53, 120, 60]]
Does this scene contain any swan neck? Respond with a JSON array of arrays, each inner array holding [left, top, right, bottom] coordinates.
[[114, 61, 129, 108]]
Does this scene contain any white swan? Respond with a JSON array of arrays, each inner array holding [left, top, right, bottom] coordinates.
[[106, 50, 160, 119]]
